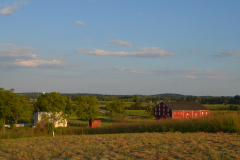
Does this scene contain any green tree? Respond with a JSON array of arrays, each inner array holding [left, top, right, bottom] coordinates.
[[146, 100, 160, 116], [145, 101, 154, 116], [74, 96, 99, 121], [11, 96, 29, 124], [0, 88, 19, 133], [224, 100, 228, 106], [21, 104, 34, 124], [105, 100, 126, 121], [130, 95, 142, 110], [34, 92, 73, 124]]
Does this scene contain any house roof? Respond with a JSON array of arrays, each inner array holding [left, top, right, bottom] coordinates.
[[163, 101, 208, 110]]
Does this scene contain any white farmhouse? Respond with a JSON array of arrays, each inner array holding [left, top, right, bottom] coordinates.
[[33, 111, 67, 127]]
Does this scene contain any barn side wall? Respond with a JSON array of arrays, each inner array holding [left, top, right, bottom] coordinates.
[[172, 110, 209, 119], [153, 102, 172, 119]]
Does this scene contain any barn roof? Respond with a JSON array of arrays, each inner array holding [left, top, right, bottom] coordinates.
[[163, 101, 208, 110]]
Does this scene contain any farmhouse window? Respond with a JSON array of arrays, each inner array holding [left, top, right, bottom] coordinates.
[[159, 112, 160, 115], [155, 108, 157, 111], [155, 112, 157, 115], [167, 108, 169, 112], [181, 112, 182, 114], [177, 112, 179, 114], [163, 105, 165, 107], [159, 104, 160, 107], [206, 112, 207, 115], [167, 113, 169, 116], [163, 113, 165, 116], [159, 108, 160, 111], [174, 112, 176, 114], [202, 112, 204, 115], [163, 108, 165, 111]]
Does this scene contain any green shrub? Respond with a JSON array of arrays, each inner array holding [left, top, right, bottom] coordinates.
[[46, 122, 54, 134], [229, 105, 240, 111], [234, 105, 239, 111], [34, 119, 47, 134]]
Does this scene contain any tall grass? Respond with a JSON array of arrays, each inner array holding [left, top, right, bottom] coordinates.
[[57, 113, 240, 135], [1, 113, 240, 139]]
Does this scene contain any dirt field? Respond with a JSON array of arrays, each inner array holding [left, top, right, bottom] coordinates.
[[0, 132, 240, 159]]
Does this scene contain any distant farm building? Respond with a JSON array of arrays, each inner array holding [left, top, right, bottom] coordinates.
[[153, 101, 209, 119], [89, 119, 101, 128], [33, 111, 67, 127]]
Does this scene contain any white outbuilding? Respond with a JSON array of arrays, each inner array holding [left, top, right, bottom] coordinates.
[[33, 111, 67, 127]]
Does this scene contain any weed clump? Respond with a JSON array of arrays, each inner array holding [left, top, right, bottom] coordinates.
[[34, 119, 55, 135]]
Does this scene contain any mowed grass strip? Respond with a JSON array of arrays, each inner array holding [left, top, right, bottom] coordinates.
[[0, 132, 240, 159]]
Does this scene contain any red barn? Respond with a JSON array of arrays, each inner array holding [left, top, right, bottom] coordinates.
[[153, 101, 209, 119], [89, 119, 101, 128]]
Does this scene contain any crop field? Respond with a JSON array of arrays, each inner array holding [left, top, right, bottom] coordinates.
[[1, 132, 240, 159], [204, 105, 229, 110]]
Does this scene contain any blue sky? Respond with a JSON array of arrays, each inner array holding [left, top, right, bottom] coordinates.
[[0, 0, 239, 96]]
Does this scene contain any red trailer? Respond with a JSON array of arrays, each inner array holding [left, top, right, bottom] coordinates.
[[89, 119, 101, 128], [153, 101, 209, 119]]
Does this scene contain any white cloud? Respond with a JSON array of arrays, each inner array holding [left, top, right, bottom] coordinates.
[[219, 50, 240, 56], [0, 3, 2, 6], [0, 1, 28, 16], [108, 39, 132, 47], [139, 12, 142, 15], [188, 49, 195, 53], [137, 46, 160, 51], [182, 75, 197, 80], [114, 66, 154, 75], [154, 69, 216, 75], [0, 43, 73, 68], [102, 44, 108, 47], [202, 76, 238, 80], [0, 43, 15, 47], [76, 21, 86, 26], [76, 46, 175, 58], [0, 6, 19, 16], [112, 66, 237, 80], [14, 59, 62, 67], [14, 0, 29, 6], [0, 43, 36, 58], [216, 50, 240, 58], [164, 13, 171, 18]]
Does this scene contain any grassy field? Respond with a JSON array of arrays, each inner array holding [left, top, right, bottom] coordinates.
[[204, 104, 229, 110], [1, 103, 240, 159], [67, 109, 154, 127], [0, 132, 240, 159]]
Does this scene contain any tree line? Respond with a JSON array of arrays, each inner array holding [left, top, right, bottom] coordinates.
[[71, 95, 240, 105], [0, 88, 126, 133], [1, 88, 240, 133], [20, 92, 240, 105]]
